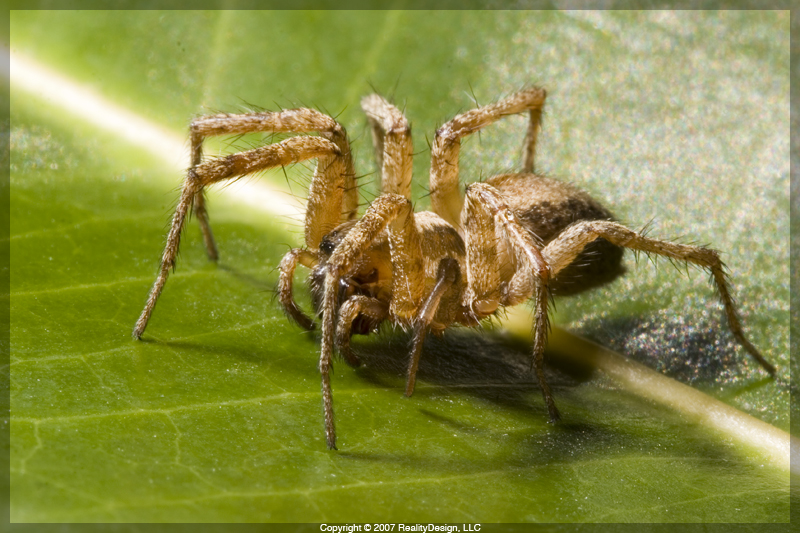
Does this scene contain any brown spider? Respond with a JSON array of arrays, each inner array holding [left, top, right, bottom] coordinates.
[[133, 88, 776, 450]]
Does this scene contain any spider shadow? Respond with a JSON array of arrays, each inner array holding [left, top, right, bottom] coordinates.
[[338, 327, 616, 466], [216, 262, 275, 294], [348, 325, 594, 423], [142, 335, 285, 368], [573, 312, 779, 387], [338, 326, 757, 470]]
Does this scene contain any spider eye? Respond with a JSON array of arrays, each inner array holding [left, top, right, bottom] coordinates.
[[319, 237, 336, 256]]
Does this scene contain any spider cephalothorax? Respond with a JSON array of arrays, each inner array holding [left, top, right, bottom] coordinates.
[[133, 88, 775, 449]]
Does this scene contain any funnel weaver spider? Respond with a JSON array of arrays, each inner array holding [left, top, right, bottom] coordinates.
[[133, 88, 775, 449]]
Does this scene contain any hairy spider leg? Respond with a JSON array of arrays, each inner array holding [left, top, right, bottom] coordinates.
[[399, 182, 557, 421], [361, 94, 414, 199], [189, 108, 359, 251], [188, 130, 218, 261], [404, 257, 461, 396], [523, 101, 542, 174], [138, 107, 360, 332], [132, 136, 341, 339], [271, 101, 405, 331], [361, 89, 558, 418], [321, 193, 424, 449], [430, 87, 547, 231], [542, 220, 776, 375], [461, 183, 557, 421]]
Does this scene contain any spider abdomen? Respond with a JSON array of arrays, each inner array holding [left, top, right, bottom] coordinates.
[[487, 172, 626, 296]]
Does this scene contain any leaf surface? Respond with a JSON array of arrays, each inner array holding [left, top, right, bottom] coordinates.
[[9, 11, 791, 523]]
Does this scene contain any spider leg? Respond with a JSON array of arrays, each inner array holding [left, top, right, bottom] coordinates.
[[188, 131, 219, 261], [188, 108, 359, 255], [430, 87, 547, 230], [320, 193, 422, 449], [335, 295, 389, 367], [192, 189, 218, 261], [405, 257, 461, 397], [133, 136, 341, 340], [361, 94, 413, 198], [522, 102, 543, 174], [461, 183, 558, 421], [278, 248, 319, 330], [543, 220, 776, 375]]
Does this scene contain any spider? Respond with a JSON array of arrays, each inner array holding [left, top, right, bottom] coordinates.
[[132, 87, 776, 450]]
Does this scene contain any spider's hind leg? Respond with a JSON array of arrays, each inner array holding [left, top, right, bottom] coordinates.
[[543, 220, 776, 375]]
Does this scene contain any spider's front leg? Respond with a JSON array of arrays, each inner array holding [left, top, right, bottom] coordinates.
[[187, 108, 360, 260], [319, 193, 422, 449], [459, 183, 559, 422], [543, 220, 776, 375], [132, 136, 341, 339]]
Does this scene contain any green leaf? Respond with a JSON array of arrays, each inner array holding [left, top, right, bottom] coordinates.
[[10, 11, 791, 523]]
